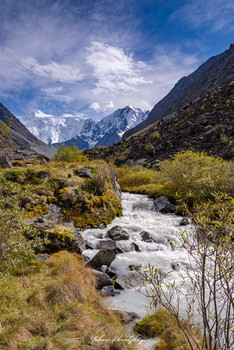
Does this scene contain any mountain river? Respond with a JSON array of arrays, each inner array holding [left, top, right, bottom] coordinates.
[[82, 192, 195, 349]]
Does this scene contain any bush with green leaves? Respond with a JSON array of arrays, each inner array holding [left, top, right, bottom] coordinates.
[[116, 150, 234, 206], [0, 171, 45, 274], [53, 144, 88, 163], [159, 150, 234, 204]]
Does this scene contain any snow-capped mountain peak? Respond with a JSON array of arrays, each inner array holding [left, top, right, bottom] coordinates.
[[18, 106, 149, 149]]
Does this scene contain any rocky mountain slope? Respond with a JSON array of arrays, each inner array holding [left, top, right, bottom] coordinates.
[[0, 103, 55, 158], [123, 44, 234, 139], [85, 82, 234, 167], [19, 106, 149, 150]]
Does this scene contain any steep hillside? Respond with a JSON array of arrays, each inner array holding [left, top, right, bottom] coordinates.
[[85, 82, 234, 167], [0, 103, 55, 158], [123, 44, 234, 139]]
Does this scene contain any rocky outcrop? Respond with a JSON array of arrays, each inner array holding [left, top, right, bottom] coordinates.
[[0, 155, 12, 168], [74, 167, 93, 178], [108, 166, 121, 201], [106, 226, 129, 240], [33, 223, 86, 254]]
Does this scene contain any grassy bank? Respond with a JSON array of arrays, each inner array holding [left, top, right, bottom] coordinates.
[[0, 251, 135, 350], [0, 148, 135, 349]]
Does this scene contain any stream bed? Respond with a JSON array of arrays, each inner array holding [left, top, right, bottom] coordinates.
[[82, 192, 194, 349]]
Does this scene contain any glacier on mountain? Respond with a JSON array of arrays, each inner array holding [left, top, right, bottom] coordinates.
[[18, 106, 149, 149]]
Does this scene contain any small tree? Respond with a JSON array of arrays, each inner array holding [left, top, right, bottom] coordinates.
[[139, 195, 234, 350], [53, 143, 88, 162]]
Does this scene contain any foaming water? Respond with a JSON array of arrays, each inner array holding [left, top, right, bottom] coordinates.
[[82, 192, 194, 349]]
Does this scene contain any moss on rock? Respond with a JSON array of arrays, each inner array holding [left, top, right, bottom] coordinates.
[[134, 308, 199, 350], [4, 160, 122, 229]]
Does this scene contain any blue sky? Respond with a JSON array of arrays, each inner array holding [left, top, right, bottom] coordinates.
[[0, 0, 233, 119]]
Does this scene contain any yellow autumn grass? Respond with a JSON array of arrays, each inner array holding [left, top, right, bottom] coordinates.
[[0, 251, 136, 350]]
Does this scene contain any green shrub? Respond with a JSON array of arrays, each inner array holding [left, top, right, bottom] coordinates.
[[53, 144, 88, 163], [116, 165, 159, 189], [159, 150, 233, 204], [4, 169, 25, 183], [0, 121, 11, 141], [116, 151, 234, 206], [0, 171, 44, 274]]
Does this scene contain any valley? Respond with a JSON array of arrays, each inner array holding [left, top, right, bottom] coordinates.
[[0, 41, 233, 350]]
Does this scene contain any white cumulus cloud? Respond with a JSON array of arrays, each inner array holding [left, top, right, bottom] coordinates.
[[86, 42, 152, 95]]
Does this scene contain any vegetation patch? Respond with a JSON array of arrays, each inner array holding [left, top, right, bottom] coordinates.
[[0, 251, 134, 350], [3, 155, 122, 228], [116, 150, 234, 208], [134, 308, 197, 349]]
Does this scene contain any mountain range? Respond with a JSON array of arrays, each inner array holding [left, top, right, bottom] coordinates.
[[0, 45, 233, 164], [18, 106, 149, 150]]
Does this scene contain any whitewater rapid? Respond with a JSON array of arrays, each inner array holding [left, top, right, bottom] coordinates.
[[81, 192, 194, 349], [82, 193, 193, 312]]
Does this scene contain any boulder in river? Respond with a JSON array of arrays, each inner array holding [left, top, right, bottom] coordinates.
[[115, 310, 139, 324], [99, 265, 118, 279], [100, 285, 116, 297], [140, 231, 155, 243], [154, 196, 177, 213], [106, 226, 129, 240], [171, 262, 180, 271], [91, 269, 113, 290], [99, 240, 125, 253], [129, 264, 141, 271], [179, 218, 189, 226], [113, 276, 129, 290], [85, 241, 95, 250], [87, 249, 116, 268], [132, 242, 141, 252]]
